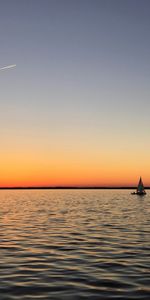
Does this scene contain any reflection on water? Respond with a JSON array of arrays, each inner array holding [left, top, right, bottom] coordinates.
[[0, 189, 150, 299]]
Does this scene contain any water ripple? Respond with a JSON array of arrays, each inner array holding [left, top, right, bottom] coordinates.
[[0, 189, 150, 299]]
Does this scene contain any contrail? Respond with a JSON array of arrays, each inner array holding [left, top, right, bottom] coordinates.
[[0, 64, 16, 70]]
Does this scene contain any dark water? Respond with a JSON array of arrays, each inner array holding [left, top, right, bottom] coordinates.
[[0, 189, 150, 300]]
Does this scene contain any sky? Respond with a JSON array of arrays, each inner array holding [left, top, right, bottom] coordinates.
[[0, 0, 150, 187]]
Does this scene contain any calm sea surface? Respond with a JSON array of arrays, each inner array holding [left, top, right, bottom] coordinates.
[[0, 189, 150, 300]]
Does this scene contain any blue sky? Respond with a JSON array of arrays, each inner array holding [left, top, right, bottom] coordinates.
[[0, 0, 150, 186]]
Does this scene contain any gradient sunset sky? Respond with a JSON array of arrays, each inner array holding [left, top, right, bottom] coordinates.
[[0, 0, 150, 187]]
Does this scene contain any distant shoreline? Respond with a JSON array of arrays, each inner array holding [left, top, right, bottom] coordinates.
[[0, 186, 149, 190]]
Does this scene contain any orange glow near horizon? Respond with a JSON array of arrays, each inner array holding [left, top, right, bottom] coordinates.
[[1, 130, 150, 188], [0, 149, 150, 187]]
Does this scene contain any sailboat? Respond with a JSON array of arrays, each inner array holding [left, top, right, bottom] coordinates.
[[131, 177, 146, 195]]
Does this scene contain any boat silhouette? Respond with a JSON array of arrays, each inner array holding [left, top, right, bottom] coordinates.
[[131, 177, 146, 195]]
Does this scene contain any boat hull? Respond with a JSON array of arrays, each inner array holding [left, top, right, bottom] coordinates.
[[131, 192, 146, 195]]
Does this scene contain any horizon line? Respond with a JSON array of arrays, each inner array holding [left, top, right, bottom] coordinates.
[[0, 186, 149, 190]]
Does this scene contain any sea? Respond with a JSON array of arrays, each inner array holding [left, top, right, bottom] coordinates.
[[0, 189, 150, 300]]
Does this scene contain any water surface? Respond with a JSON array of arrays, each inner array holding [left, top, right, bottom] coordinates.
[[0, 189, 150, 299]]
